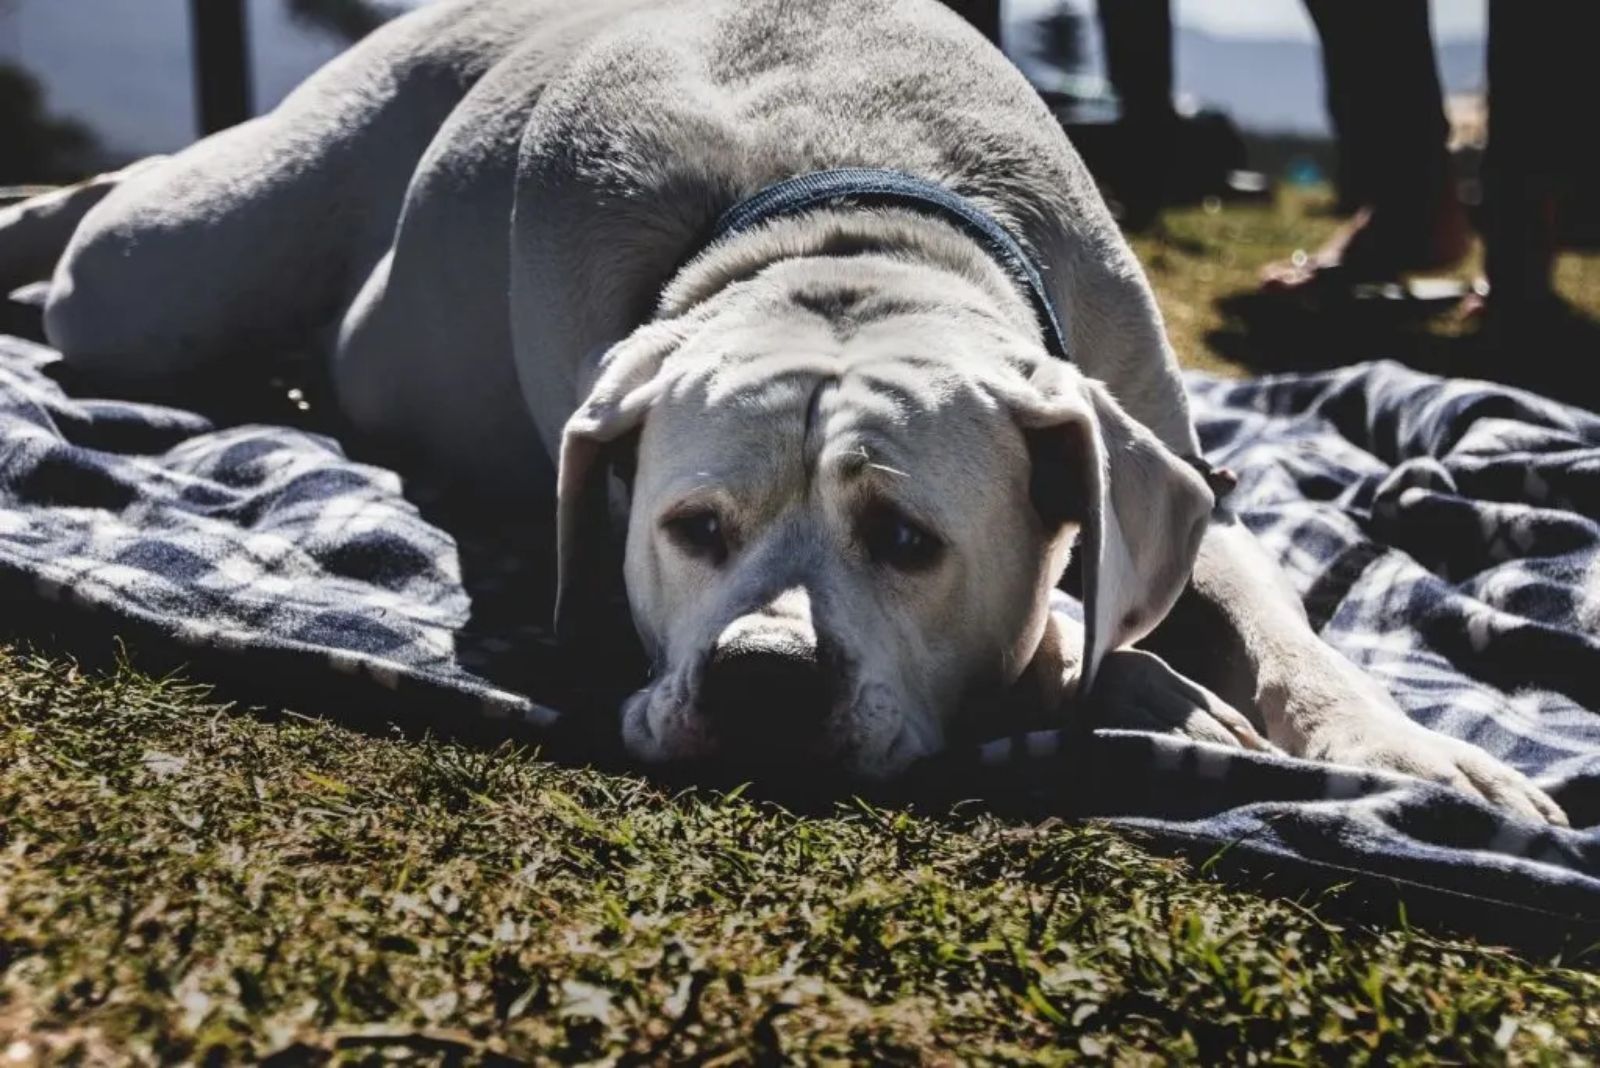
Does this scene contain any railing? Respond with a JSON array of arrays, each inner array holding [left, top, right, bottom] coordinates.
[[188, 0, 253, 136]]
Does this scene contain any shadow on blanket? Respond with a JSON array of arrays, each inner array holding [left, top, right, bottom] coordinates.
[[1, 317, 1598, 952]]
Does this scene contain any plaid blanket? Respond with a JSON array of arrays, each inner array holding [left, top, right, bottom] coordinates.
[[964, 361, 1600, 937], [2, 331, 1597, 933]]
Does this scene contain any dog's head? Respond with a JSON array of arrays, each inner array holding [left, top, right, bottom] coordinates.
[[556, 254, 1212, 779]]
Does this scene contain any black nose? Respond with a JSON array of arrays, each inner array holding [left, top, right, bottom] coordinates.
[[699, 641, 831, 744]]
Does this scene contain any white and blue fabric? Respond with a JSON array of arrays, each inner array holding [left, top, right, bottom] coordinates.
[[965, 360, 1600, 934], [1, 331, 1596, 930], [0, 334, 561, 735]]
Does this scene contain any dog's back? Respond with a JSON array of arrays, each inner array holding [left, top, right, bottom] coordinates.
[[19, 0, 1190, 478]]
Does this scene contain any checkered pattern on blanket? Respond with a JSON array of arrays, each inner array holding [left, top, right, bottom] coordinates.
[[968, 361, 1600, 924], [0, 334, 557, 733], [1, 332, 1596, 924]]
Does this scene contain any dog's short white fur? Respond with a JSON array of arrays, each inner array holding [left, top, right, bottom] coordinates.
[[0, 0, 1564, 821]]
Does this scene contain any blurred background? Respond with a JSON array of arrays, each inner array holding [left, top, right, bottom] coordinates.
[[0, 0, 1486, 182], [1, 0, 1595, 396]]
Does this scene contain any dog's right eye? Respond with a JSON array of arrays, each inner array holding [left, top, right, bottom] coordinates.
[[663, 509, 728, 565], [859, 503, 944, 574]]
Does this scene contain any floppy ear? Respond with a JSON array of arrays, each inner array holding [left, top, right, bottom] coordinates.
[[1016, 365, 1214, 697], [555, 320, 685, 643]]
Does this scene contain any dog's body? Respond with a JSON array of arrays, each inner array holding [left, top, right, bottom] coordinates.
[[40, 0, 1187, 484], [0, 0, 1565, 820]]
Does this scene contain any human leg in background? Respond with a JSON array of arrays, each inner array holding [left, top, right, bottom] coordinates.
[[1094, 0, 1175, 230], [1261, 0, 1471, 291], [1481, 0, 1600, 325]]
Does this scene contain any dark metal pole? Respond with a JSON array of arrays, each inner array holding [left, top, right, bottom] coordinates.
[[944, 0, 1001, 47], [188, 0, 254, 137]]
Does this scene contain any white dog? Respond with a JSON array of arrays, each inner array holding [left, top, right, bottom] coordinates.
[[0, 0, 1565, 822]]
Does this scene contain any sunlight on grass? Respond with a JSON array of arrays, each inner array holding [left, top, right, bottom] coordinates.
[[1132, 186, 1600, 381], [3, 646, 1598, 1061]]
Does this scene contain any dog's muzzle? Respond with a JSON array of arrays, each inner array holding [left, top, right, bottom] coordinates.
[[699, 635, 831, 745], [695, 587, 837, 754]]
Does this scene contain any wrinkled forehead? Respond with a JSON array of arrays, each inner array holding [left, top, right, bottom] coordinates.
[[637, 313, 835, 490], [640, 317, 1030, 516], [814, 352, 1030, 527], [639, 368, 814, 493]]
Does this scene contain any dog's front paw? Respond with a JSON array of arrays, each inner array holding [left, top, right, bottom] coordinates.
[[1088, 649, 1273, 751], [1307, 721, 1569, 827]]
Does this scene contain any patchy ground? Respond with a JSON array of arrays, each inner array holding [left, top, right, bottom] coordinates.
[[3, 191, 1600, 1063], [1131, 188, 1600, 400], [4, 647, 1599, 1064]]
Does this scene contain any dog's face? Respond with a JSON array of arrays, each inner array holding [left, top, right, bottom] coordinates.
[[557, 260, 1212, 779]]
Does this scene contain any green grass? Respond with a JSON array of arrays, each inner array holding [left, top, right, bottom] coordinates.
[[4, 191, 1600, 1063], [4, 647, 1598, 1063], [1130, 188, 1600, 385]]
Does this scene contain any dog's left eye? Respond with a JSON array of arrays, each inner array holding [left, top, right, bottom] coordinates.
[[861, 506, 943, 573], [663, 508, 729, 565]]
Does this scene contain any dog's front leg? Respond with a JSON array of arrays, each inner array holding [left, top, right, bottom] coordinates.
[[1034, 612, 1267, 750], [1144, 515, 1568, 825]]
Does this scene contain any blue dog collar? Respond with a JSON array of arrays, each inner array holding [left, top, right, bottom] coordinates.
[[707, 168, 1074, 363], [707, 169, 1235, 499]]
